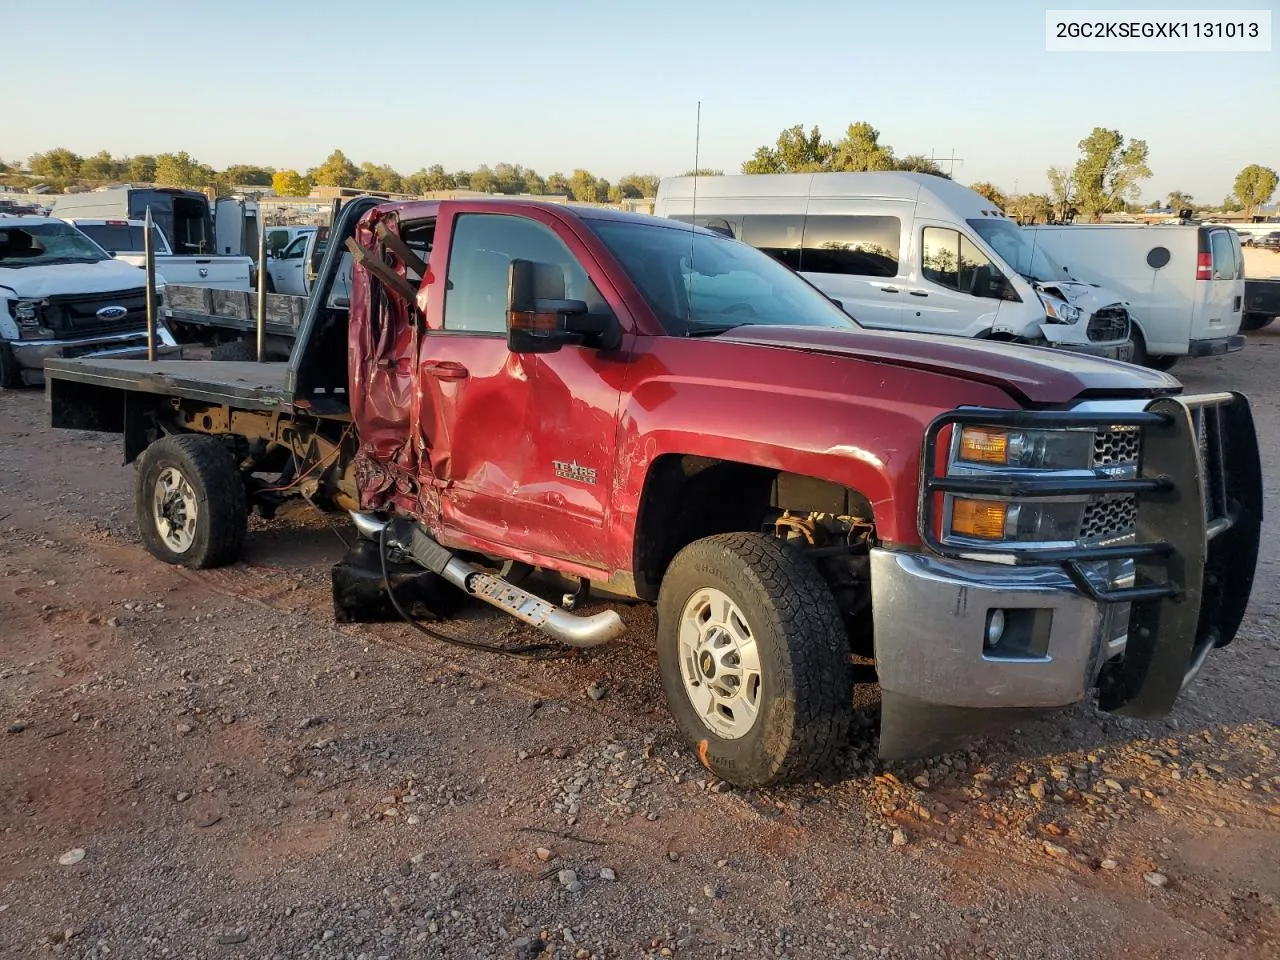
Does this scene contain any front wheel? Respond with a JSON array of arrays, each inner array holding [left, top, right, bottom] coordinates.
[[136, 435, 247, 568], [656, 533, 853, 787]]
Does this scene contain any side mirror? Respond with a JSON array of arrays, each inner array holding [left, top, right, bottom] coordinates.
[[507, 258, 621, 354]]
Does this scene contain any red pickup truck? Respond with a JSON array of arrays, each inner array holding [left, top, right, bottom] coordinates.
[[44, 195, 1263, 787]]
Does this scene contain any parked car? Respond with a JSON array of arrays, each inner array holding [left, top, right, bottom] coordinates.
[[44, 197, 1261, 786], [262, 224, 318, 259], [64, 218, 254, 290], [0, 216, 177, 388], [1021, 223, 1245, 370], [654, 172, 1134, 361], [266, 227, 350, 301]]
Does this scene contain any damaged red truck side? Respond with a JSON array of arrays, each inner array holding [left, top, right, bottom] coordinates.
[[44, 196, 1263, 788]]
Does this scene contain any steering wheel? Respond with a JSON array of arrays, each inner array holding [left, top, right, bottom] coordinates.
[[722, 302, 759, 317]]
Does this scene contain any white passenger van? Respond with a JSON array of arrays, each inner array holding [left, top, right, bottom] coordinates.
[[654, 172, 1134, 361], [1019, 223, 1246, 370]]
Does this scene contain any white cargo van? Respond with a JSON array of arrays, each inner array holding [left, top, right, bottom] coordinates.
[[1019, 224, 1246, 369], [654, 172, 1134, 361]]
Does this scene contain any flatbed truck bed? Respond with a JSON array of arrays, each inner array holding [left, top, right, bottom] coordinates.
[[44, 357, 295, 410]]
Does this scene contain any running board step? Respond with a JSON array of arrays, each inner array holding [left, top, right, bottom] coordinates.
[[350, 512, 625, 648]]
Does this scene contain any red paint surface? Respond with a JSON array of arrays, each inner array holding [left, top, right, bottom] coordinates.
[[348, 200, 1179, 584]]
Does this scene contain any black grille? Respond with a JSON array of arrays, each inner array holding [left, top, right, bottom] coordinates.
[[1087, 306, 1130, 343], [1093, 427, 1140, 467], [1080, 495, 1137, 542], [43, 288, 150, 336]]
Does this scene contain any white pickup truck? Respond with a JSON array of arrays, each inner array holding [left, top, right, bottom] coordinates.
[[1, 216, 179, 387], [65, 218, 254, 291]]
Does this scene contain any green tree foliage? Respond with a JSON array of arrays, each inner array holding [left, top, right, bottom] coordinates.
[[1005, 193, 1053, 224], [1068, 127, 1151, 221], [468, 165, 496, 193], [969, 181, 1007, 208], [618, 173, 661, 198], [154, 151, 214, 188], [309, 149, 359, 188], [680, 168, 724, 177], [830, 122, 897, 172], [742, 124, 833, 174], [741, 122, 944, 176], [569, 169, 602, 202], [272, 169, 312, 197], [126, 155, 157, 182], [354, 162, 403, 193], [1233, 164, 1278, 218], [29, 147, 83, 190], [545, 172, 571, 196], [1166, 190, 1194, 211], [222, 164, 274, 186], [1046, 165, 1075, 220], [79, 150, 122, 182]]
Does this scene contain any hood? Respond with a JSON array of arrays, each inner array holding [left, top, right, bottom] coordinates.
[[0, 259, 151, 298], [1034, 278, 1127, 313], [715, 325, 1179, 406]]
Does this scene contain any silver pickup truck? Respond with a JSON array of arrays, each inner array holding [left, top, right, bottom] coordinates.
[[65, 218, 254, 291]]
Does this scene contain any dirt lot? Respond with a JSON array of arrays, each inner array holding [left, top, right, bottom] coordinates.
[[1, 335, 1278, 960]]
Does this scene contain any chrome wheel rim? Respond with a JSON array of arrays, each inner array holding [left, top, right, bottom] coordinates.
[[153, 466, 198, 554], [677, 587, 762, 740]]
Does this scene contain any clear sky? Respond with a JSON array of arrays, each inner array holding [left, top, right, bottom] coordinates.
[[3, 0, 1276, 202]]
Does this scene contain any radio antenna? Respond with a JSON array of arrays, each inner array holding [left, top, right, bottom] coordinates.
[[686, 100, 701, 334]]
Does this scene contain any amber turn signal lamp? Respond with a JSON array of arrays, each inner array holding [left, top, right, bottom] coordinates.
[[958, 427, 1010, 465], [950, 498, 1009, 539]]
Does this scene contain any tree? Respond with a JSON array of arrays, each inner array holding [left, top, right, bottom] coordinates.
[[568, 169, 600, 202], [468, 165, 496, 193], [523, 169, 545, 195], [742, 124, 833, 174], [222, 164, 274, 186], [1233, 164, 1278, 218], [545, 172, 571, 196], [154, 151, 212, 188], [272, 169, 312, 197], [79, 150, 122, 182], [354, 162, 402, 193], [29, 147, 83, 190], [618, 173, 660, 198], [681, 168, 724, 177], [1006, 193, 1053, 224], [1047, 165, 1075, 220], [1068, 127, 1151, 221], [896, 154, 950, 178], [969, 182, 1007, 209], [1166, 190, 1194, 212], [126, 155, 157, 182], [310, 149, 358, 188], [830, 122, 896, 172], [1221, 194, 1243, 213]]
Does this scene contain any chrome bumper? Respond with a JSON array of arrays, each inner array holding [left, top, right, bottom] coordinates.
[[10, 328, 181, 376], [871, 548, 1130, 759], [1055, 340, 1135, 362]]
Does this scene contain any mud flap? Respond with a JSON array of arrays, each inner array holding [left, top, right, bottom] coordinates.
[[1097, 393, 1263, 716]]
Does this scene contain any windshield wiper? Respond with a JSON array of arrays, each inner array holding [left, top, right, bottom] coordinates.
[[683, 323, 745, 337]]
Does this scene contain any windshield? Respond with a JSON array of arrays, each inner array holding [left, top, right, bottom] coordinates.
[[0, 221, 110, 267], [967, 218, 1071, 284], [588, 219, 856, 335], [74, 223, 168, 255]]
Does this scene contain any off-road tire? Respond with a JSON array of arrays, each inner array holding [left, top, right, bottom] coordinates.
[[210, 339, 258, 361], [136, 434, 247, 569], [0, 342, 23, 389], [656, 532, 853, 787]]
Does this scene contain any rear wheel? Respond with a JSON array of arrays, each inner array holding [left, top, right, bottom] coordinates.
[[136, 435, 247, 568], [1241, 312, 1273, 332], [656, 533, 853, 787], [1129, 328, 1178, 372]]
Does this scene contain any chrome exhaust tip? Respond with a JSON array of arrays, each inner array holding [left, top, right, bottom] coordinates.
[[349, 511, 389, 540]]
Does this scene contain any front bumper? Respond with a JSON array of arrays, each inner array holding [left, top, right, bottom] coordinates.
[[1054, 339, 1134, 362], [10, 328, 181, 381], [871, 549, 1130, 758], [876, 392, 1263, 761], [1188, 334, 1245, 358]]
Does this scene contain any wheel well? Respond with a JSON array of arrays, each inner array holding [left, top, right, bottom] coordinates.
[[632, 454, 874, 601]]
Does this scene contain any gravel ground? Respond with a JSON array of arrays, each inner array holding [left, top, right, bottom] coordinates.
[[1, 333, 1278, 959]]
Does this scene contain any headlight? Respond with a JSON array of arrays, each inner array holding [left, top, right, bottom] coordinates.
[[9, 298, 55, 340], [948, 497, 1085, 543], [1043, 299, 1081, 323], [956, 425, 1094, 470]]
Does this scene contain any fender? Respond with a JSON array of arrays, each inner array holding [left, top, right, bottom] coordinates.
[[606, 335, 1020, 570]]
